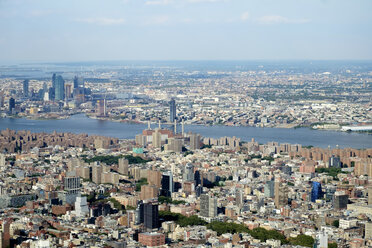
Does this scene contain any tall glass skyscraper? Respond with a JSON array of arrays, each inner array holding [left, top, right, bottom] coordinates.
[[161, 171, 173, 197], [311, 181, 322, 202], [23, 80, 29, 97], [169, 99, 176, 122], [54, 75, 65, 101]]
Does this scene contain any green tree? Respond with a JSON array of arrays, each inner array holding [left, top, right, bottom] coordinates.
[[329, 242, 337, 248], [288, 235, 314, 247], [332, 220, 339, 228]]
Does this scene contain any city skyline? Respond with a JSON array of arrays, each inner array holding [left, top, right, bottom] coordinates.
[[0, 0, 372, 62]]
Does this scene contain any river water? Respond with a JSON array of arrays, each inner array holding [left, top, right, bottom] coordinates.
[[0, 114, 370, 149]]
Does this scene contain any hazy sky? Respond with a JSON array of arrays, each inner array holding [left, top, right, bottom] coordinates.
[[0, 0, 371, 62]]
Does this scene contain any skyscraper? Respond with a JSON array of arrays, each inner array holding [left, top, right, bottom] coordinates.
[[189, 133, 201, 150], [96, 99, 107, 117], [264, 180, 275, 198], [52, 73, 56, 89], [183, 163, 194, 182], [311, 181, 323, 202], [23, 80, 29, 97], [144, 202, 159, 229], [8, 97, 15, 113], [54, 75, 65, 101], [73, 76, 84, 89], [274, 180, 287, 208], [235, 188, 243, 207], [329, 155, 341, 168], [200, 194, 217, 218], [169, 98, 176, 123], [152, 129, 162, 148], [161, 171, 173, 197]]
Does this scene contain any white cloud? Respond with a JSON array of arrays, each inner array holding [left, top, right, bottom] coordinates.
[[75, 17, 126, 26], [240, 12, 250, 21], [257, 15, 310, 25]]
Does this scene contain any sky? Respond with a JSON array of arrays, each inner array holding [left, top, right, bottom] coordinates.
[[0, 0, 371, 62]]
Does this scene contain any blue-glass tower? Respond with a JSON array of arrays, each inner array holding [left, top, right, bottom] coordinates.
[[54, 75, 65, 101], [311, 181, 322, 202]]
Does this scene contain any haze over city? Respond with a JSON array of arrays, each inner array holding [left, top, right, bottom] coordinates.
[[1, 0, 372, 62]]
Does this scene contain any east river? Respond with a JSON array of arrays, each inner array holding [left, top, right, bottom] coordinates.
[[0, 114, 370, 149]]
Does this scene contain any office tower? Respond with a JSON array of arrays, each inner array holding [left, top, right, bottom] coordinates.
[[152, 129, 162, 148], [264, 180, 275, 198], [190, 133, 201, 150], [73, 76, 84, 89], [169, 98, 176, 123], [136, 202, 145, 225], [73, 87, 85, 105], [235, 188, 243, 207], [75, 196, 89, 217], [311, 181, 323, 202], [140, 185, 159, 200], [8, 97, 15, 113], [194, 170, 201, 186], [161, 171, 173, 197], [65, 84, 72, 99], [43, 82, 48, 92], [48, 87, 55, 101], [54, 75, 65, 101], [52, 73, 56, 89], [144, 202, 159, 229], [118, 158, 129, 175], [200, 194, 217, 218], [274, 180, 287, 208], [333, 193, 348, 210], [23, 79, 29, 97], [64, 171, 81, 194], [329, 155, 341, 168], [183, 163, 194, 182]]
